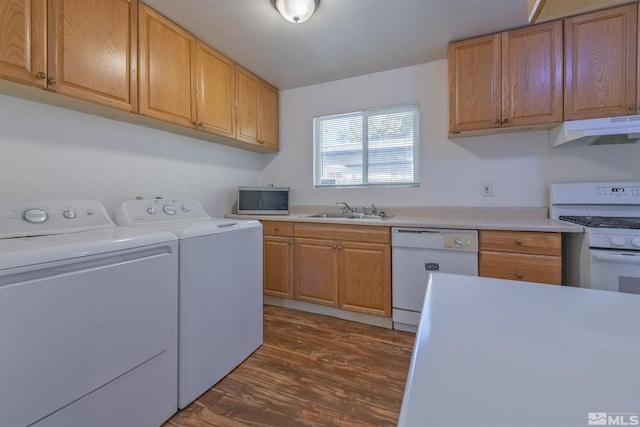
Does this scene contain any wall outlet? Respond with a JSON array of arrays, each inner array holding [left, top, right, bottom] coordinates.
[[482, 183, 493, 197]]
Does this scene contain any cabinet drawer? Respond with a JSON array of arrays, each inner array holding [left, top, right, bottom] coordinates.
[[294, 223, 390, 244], [261, 221, 294, 236], [480, 230, 560, 256], [479, 251, 561, 284]]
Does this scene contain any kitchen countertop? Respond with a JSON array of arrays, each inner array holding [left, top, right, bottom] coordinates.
[[398, 272, 640, 427], [227, 206, 583, 233]]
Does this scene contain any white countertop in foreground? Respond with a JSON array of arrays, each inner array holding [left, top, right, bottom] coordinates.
[[227, 206, 582, 233], [399, 273, 640, 427]]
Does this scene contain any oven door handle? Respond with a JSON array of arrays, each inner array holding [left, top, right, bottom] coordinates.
[[592, 252, 640, 265]]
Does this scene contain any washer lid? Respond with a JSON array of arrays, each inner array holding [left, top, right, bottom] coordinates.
[[127, 217, 262, 239], [0, 226, 177, 270]]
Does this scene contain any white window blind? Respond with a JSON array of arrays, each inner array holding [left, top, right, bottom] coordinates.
[[313, 103, 419, 187]]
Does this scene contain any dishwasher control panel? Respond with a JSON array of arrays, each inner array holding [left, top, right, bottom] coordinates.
[[392, 227, 478, 251]]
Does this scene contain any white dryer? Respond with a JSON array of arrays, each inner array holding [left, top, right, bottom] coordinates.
[[0, 200, 178, 427], [115, 198, 263, 408]]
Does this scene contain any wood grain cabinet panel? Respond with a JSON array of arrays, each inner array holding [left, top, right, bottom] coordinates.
[[502, 20, 563, 127], [449, 20, 563, 135], [47, 0, 138, 112], [0, 0, 136, 111], [449, 33, 502, 133], [236, 65, 279, 150], [196, 41, 235, 138], [262, 221, 294, 298], [293, 224, 391, 316], [138, 3, 195, 127], [0, 0, 46, 88], [564, 4, 638, 119], [339, 241, 391, 317], [479, 230, 562, 285], [294, 237, 340, 307]]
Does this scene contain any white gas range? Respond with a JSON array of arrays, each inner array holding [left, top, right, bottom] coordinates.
[[550, 181, 640, 294]]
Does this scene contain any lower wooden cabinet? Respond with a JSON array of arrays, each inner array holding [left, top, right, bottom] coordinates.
[[261, 221, 391, 317], [294, 237, 339, 306], [479, 230, 562, 285], [262, 221, 293, 298]]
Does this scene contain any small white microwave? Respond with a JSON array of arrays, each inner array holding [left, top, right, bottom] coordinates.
[[237, 186, 289, 215]]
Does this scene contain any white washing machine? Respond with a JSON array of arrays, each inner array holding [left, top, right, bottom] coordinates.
[[0, 200, 178, 427], [115, 198, 263, 408]]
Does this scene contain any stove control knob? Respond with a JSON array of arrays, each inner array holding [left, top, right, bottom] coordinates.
[[181, 205, 191, 213], [24, 208, 48, 224], [631, 237, 640, 248], [163, 205, 177, 215], [63, 209, 77, 219], [147, 208, 157, 215], [610, 236, 627, 247]]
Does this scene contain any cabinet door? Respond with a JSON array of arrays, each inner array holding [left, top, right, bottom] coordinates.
[[47, 0, 137, 112], [195, 41, 235, 138], [236, 66, 259, 145], [502, 20, 563, 127], [338, 241, 391, 317], [258, 80, 279, 150], [0, 0, 46, 87], [293, 238, 339, 307], [263, 235, 293, 298], [448, 33, 502, 133], [564, 4, 638, 120], [138, 3, 195, 126]]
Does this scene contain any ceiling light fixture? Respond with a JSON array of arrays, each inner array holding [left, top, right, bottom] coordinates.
[[272, 0, 319, 24]]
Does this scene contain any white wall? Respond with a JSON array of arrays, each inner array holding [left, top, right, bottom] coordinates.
[[262, 60, 640, 208], [0, 94, 262, 217]]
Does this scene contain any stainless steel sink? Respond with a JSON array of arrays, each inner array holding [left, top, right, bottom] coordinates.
[[307, 212, 392, 220], [307, 212, 347, 218]]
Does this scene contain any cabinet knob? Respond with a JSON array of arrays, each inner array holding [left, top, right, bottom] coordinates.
[[274, 227, 280, 231], [332, 244, 337, 249], [47, 77, 56, 85], [516, 272, 524, 279], [289, 239, 292, 245], [629, 105, 638, 111], [35, 71, 46, 80], [515, 239, 523, 245], [503, 117, 510, 124]]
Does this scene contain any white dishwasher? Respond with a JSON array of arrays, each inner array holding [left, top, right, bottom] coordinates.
[[392, 227, 478, 332]]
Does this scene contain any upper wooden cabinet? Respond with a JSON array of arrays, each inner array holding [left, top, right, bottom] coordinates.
[[449, 20, 563, 135], [0, 0, 47, 88], [0, 0, 137, 112], [237, 66, 279, 150], [564, 3, 638, 120], [448, 34, 501, 133], [529, 0, 635, 23], [195, 41, 236, 138], [138, 3, 195, 127], [0, 1, 278, 151], [503, 21, 564, 127]]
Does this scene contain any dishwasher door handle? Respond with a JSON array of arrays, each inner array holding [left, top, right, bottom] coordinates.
[[425, 263, 440, 271]]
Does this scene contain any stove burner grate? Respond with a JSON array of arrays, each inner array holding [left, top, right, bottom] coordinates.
[[559, 216, 640, 229]]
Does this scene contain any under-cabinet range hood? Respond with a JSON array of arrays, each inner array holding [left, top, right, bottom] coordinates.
[[550, 115, 640, 147]]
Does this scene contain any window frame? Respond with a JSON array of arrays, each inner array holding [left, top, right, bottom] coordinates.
[[313, 102, 420, 188]]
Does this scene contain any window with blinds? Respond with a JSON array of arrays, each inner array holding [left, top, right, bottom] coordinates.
[[313, 103, 420, 187]]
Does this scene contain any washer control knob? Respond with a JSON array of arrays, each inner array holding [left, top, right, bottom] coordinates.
[[147, 208, 157, 215], [631, 237, 640, 248], [24, 209, 48, 224], [63, 209, 77, 219], [181, 205, 191, 213], [610, 236, 627, 247], [163, 205, 177, 215]]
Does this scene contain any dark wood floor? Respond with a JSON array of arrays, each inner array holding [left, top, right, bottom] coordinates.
[[163, 305, 415, 426]]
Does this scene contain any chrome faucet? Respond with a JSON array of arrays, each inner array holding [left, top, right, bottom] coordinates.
[[335, 201, 354, 214]]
